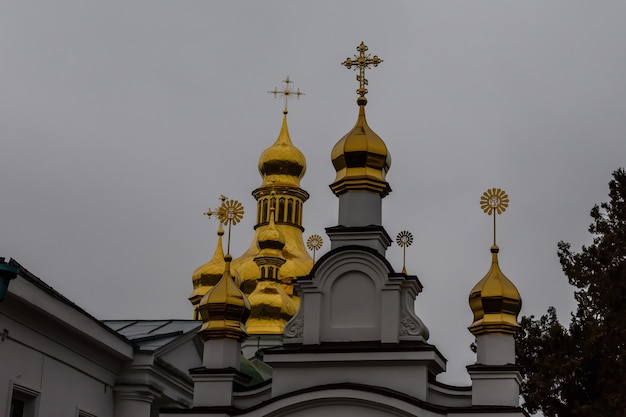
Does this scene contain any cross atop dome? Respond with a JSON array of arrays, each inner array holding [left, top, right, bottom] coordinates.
[[341, 41, 383, 105], [268, 76, 305, 114]]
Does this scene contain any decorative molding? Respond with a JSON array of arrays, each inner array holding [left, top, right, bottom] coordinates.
[[284, 314, 303, 339], [398, 285, 429, 341]]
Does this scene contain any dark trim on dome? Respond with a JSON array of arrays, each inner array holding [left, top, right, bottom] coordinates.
[[329, 176, 392, 197], [259, 160, 304, 178], [332, 150, 390, 171]]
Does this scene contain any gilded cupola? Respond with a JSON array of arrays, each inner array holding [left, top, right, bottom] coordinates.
[[331, 42, 391, 198], [469, 188, 522, 336], [246, 206, 298, 334], [228, 77, 313, 335], [197, 197, 251, 341], [258, 112, 307, 188], [190, 222, 226, 319], [469, 245, 522, 335], [257, 205, 286, 256], [198, 254, 251, 341], [330, 105, 391, 197]]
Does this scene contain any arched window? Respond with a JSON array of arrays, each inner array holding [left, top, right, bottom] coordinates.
[[295, 201, 301, 225], [278, 198, 285, 222], [262, 199, 268, 223], [287, 198, 294, 223]]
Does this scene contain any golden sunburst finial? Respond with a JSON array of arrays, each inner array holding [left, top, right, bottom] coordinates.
[[306, 234, 323, 262], [480, 188, 509, 246], [341, 42, 383, 105], [396, 231, 413, 274], [208, 197, 244, 256], [268, 76, 305, 114]]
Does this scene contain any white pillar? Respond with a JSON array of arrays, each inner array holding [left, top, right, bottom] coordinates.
[[468, 334, 521, 407], [337, 191, 382, 227], [191, 338, 248, 407], [114, 387, 156, 417]]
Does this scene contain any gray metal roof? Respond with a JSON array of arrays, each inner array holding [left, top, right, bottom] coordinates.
[[103, 320, 201, 351]]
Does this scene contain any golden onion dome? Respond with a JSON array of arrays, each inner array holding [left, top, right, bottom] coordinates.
[[330, 104, 391, 197], [469, 245, 522, 336], [246, 279, 298, 334], [189, 224, 225, 304], [258, 112, 307, 188], [198, 255, 251, 341], [233, 233, 312, 294]]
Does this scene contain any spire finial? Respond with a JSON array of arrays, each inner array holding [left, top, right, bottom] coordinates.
[[396, 231, 413, 274], [204, 194, 228, 233], [214, 196, 244, 256], [306, 234, 323, 262], [268, 75, 305, 114], [341, 41, 383, 105], [480, 188, 509, 246]]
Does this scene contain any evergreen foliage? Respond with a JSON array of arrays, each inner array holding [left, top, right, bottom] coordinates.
[[517, 168, 626, 417]]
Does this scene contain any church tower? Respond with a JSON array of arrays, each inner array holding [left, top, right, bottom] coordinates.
[[468, 188, 523, 407], [326, 42, 392, 256], [190, 77, 313, 337]]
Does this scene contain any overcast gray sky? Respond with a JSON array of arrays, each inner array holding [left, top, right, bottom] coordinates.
[[2, 1, 625, 385]]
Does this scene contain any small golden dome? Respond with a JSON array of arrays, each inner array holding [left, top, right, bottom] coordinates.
[[258, 207, 285, 252], [246, 280, 298, 334], [469, 245, 522, 335], [198, 255, 251, 341], [258, 113, 306, 188], [189, 225, 225, 308], [330, 104, 391, 197]]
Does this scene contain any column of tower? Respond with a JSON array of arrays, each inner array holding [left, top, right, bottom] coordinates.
[[467, 189, 523, 407], [327, 42, 392, 254], [190, 78, 312, 335], [231, 106, 312, 335]]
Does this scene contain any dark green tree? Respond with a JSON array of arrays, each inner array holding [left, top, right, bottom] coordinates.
[[517, 168, 626, 417]]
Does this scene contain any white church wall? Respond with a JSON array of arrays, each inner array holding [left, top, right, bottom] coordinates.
[[0, 273, 134, 417], [0, 313, 117, 417]]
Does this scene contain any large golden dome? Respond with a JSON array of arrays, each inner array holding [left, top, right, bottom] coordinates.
[[258, 112, 306, 188], [330, 104, 391, 197], [468, 245, 522, 335]]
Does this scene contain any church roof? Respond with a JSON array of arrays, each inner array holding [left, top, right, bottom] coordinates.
[[104, 319, 200, 351]]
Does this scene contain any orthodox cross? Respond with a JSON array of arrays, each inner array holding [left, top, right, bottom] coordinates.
[[268, 76, 304, 114], [341, 42, 383, 103]]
